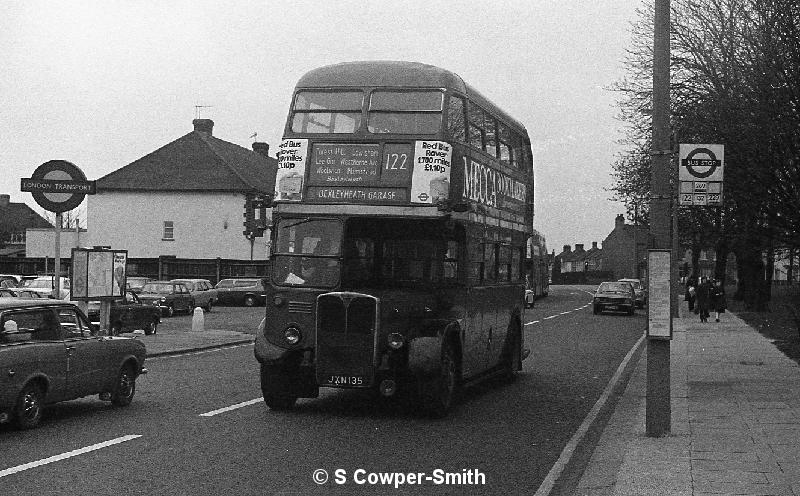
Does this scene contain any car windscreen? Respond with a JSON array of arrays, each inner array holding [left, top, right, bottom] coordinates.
[[141, 283, 173, 294], [599, 283, 631, 293]]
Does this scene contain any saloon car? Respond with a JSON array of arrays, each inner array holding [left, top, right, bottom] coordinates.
[[0, 288, 44, 299], [125, 276, 153, 294], [20, 276, 71, 299], [0, 299, 147, 429], [87, 291, 161, 335], [214, 278, 266, 306], [137, 281, 193, 317], [592, 281, 636, 315], [618, 278, 647, 308], [169, 279, 218, 312]]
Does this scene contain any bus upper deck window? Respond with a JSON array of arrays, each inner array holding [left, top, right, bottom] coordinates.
[[291, 91, 363, 134], [447, 96, 466, 142], [368, 90, 443, 134]]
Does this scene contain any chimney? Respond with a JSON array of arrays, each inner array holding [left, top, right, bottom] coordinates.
[[193, 118, 214, 135], [592, 241, 598, 249], [575, 244, 585, 252], [615, 214, 625, 229], [563, 244, 571, 253], [0, 194, 9, 208], [252, 142, 270, 158]]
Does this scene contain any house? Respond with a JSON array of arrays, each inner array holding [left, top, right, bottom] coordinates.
[[0, 194, 52, 257], [602, 214, 652, 280], [584, 241, 604, 271], [87, 119, 277, 259]]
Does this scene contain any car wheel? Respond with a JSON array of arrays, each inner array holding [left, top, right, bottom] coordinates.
[[187, 300, 195, 315], [111, 365, 136, 407], [14, 383, 44, 429], [205, 300, 213, 313], [144, 319, 157, 335], [593, 305, 600, 315], [420, 338, 460, 418], [244, 295, 256, 307], [166, 304, 174, 318], [111, 322, 122, 336]]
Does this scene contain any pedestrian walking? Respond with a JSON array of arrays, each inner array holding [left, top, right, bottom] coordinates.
[[711, 279, 726, 322], [684, 276, 696, 312], [695, 276, 712, 322]]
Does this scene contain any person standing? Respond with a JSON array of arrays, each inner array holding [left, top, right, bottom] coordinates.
[[695, 276, 712, 323], [711, 279, 726, 322], [684, 276, 697, 312]]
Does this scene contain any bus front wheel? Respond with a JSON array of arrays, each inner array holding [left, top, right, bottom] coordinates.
[[419, 339, 460, 418]]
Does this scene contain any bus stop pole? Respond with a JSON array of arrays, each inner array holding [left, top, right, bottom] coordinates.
[[647, 0, 672, 437], [54, 212, 61, 299]]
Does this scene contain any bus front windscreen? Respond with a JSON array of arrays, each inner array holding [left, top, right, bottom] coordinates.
[[272, 219, 343, 288]]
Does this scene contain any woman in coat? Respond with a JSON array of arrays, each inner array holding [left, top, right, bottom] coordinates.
[[711, 279, 726, 322], [684, 277, 697, 312]]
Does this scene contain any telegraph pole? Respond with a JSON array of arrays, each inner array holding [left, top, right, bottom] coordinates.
[[647, 0, 672, 437]]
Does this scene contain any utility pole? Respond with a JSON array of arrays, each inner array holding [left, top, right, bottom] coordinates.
[[647, 0, 672, 437]]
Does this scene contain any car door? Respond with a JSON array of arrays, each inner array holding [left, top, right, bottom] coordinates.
[[23, 308, 70, 402], [126, 292, 150, 330], [58, 307, 107, 397]]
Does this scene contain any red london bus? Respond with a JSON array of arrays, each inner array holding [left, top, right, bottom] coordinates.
[[255, 61, 535, 416]]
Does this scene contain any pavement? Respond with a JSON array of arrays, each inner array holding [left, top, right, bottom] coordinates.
[[120, 321, 255, 358], [574, 303, 800, 495]]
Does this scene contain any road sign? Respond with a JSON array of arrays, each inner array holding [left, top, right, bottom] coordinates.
[[21, 160, 95, 212], [679, 144, 724, 181], [679, 144, 724, 206]]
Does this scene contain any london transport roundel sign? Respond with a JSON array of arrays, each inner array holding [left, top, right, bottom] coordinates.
[[679, 144, 724, 182], [21, 160, 96, 213]]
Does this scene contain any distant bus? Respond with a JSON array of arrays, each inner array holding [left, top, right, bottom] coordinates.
[[524, 229, 549, 307], [255, 61, 536, 417]]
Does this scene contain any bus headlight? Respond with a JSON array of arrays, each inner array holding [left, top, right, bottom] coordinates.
[[273, 295, 284, 307], [387, 332, 405, 350], [283, 326, 302, 345]]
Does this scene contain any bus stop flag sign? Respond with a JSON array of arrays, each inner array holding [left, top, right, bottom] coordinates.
[[679, 144, 724, 206]]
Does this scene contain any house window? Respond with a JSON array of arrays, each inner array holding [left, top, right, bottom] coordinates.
[[163, 221, 174, 241]]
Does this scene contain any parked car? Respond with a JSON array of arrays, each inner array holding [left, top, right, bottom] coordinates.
[[0, 299, 147, 429], [169, 279, 218, 312], [593, 281, 636, 315], [87, 291, 161, 335], [126, 276, 153, 294], [214, 278, 266, 306], [137, 281, 193, 317], [0, 274, 22, 289], [618, 278, 647, 308], [19, 276, 71, 299], [0, 288, 44, 299]]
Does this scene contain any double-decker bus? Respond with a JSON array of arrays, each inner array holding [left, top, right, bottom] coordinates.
[[255, 61, 535, 417], [524, 229, 550, 307]]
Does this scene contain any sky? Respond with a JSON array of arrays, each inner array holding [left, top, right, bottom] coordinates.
[[2, 0, 642, 254]]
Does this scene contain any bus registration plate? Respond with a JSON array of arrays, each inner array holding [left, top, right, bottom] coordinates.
[[324, 375, 365, 387]]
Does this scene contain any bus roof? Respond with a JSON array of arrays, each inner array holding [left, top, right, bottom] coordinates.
[[295, 61, 528, 136]]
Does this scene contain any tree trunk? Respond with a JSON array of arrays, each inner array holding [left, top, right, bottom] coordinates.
[[691, 242, 701, 279], [765, 245, 774, 302]]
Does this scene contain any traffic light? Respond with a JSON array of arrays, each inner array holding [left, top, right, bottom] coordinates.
[[243, 194, 256, 236], [243, 193, 270, 238]]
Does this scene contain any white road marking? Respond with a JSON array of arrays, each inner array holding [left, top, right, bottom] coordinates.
[[0, 435, 141, 478], [534, 332, 646, 496], [559, 311, 571, 315], [199, 398, 262, 417], [525, 320, 541, 325], [543, 315, 557, 320]]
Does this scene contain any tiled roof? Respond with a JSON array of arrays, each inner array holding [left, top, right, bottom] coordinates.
[[0, 202, 53, 231], [96, 131, 276, 193]]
